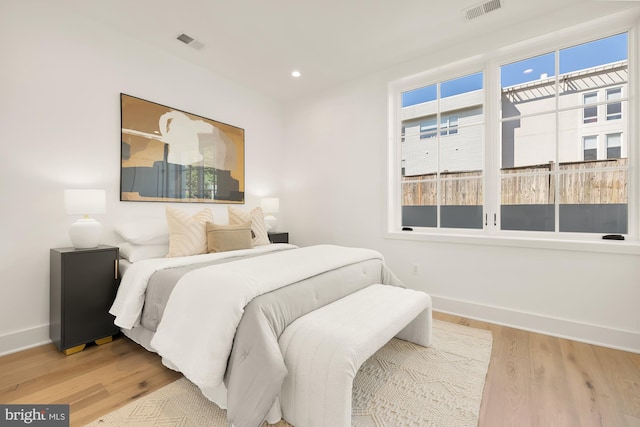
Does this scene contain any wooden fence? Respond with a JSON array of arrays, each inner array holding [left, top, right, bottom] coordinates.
[[403, 171, 482, 206], [402, 158, 627, 206]]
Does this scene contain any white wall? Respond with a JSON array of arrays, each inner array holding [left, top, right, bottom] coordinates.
[[0, 1, 285, 354], [283, 17, 640, 352]]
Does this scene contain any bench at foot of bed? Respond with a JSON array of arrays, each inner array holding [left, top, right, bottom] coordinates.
[[277, 284, 432, 427]]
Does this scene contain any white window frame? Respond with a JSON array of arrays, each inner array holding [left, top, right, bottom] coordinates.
[[606, 132, 622, 159], [606, 87, 623, 121], [440, 114, 459, 136], [583, 135, 598, 161], [386, 19, 640, 255], [583, 92, 598, 124]]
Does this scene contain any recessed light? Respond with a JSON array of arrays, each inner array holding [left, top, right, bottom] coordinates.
[[523, 68, 533, 74], [291, 70, 301, 78]]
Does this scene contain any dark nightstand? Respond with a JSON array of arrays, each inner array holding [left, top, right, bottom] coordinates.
[[268, 232, 289, 244], [50, 245, 120, 355]]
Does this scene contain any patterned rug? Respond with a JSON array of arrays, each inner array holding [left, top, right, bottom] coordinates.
[[85, 320, 492, 427]]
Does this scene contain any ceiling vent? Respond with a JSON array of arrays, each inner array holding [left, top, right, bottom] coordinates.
[[176, 33, 205, 50], [464, 0, 502, 21]]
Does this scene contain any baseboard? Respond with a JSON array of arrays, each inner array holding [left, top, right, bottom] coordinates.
[[431, 295, 640, 354], [0, 324, 51, 357], [1, 303, 638, 356]]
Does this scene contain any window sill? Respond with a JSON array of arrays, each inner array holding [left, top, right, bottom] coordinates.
[[384, 230, 640, 255]]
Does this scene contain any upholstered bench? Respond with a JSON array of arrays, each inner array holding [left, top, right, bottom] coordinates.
[[278, 284, 432, 427]]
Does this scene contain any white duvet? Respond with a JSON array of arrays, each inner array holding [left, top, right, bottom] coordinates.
[[109, 244, 384, 409], [110, 243, 298, 329]]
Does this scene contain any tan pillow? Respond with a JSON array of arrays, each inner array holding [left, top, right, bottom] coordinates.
[[228, 206, 270, 246], [165, 206, 214, 257], [206, 221, 253, 253]]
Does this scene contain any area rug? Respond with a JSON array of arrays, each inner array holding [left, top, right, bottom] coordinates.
[[85, 319, 492, 427]]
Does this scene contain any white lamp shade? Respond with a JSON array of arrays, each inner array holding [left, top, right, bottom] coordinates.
[[64, 189, 105, 248], [261, 197, 280, 214], [65, 189, 106, 215]]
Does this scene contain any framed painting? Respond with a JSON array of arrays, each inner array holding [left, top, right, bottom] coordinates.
[[120, 93, 245, 203]]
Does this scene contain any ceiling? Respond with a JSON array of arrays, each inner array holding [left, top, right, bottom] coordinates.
[[66, 0, 640, 102]]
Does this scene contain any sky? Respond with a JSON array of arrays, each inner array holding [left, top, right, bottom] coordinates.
[[402, 32, 628, 107]]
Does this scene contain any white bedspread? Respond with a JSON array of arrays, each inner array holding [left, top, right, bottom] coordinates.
[[110, 244, 297, 329], [113, 244, 384, 410]]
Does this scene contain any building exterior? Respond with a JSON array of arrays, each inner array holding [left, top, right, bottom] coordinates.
[[502, 60, 627, 169], [401, 88, 483, 176], [401, 60, 627, 176]]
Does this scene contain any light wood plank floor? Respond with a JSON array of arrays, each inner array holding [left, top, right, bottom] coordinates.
[[1, 312, 638, 426]]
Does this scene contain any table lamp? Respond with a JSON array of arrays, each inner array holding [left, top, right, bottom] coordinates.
[[261, 198, 280, 231], [64, 189, 106, 248]]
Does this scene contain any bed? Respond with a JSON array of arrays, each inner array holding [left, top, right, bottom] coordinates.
[[110, 208, 431, 427]]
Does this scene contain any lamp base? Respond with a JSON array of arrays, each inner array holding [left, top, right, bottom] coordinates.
[[69, 218, 102, 249], [264, 215, 277, 232]]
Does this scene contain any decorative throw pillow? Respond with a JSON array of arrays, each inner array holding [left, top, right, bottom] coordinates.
[[165, 206, 214, 257], [228, 206, 270, 246], [206, 221, 253, 253]]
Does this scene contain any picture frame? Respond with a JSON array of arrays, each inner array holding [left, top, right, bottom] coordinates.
[[120, 93, 245, 203]]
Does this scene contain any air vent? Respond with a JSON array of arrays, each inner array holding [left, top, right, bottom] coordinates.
[[177, 33, 194, 44], [176, 33, 205, 50], [464, 0, 502, 20]]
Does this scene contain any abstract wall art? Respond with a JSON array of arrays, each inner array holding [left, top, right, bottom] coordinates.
[[120, 93, 245, 203]]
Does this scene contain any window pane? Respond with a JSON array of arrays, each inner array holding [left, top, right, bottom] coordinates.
[[583, 106, 597, 124], [501, 171, 555, 231], [420, 118, 437, 139], [441, 123, 483, 172], [606, 89, 622, 120], [582, 92, 598, 123], [607, 103, 622, 120], [558, 108, 596, 163], [440, 175, 483, 229], [583, 136, 597, 150], [501, 113, 556, 168], [583, 136, 598, 161], [559, 33, 627, 74], [501, 52, 555, 119], [441, 72, 483, 98], [402, 84, 436, 107], [606, 133, 622, 159], [402, 127, 437, 176], [441, 114, 459, 136], [584, 149, 597, 161], [607, 147, 621, 160], [402, 175, 437, 227], [558, 166, 627, 233], [607, 87, 622, 100], [441, 74, 484, 128], [400, 72, 484, 230]]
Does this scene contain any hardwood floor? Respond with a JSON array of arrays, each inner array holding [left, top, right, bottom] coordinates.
[[1, 313, 638, 426], [0, 336, 181, 426], [434, 312, 640, 427]]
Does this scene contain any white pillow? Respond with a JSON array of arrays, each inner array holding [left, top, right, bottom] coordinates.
[[228, 206, 270, 246], [117, 242, 169, 262], [166, 206, 214, 257], [114, 220, 169, 245]]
